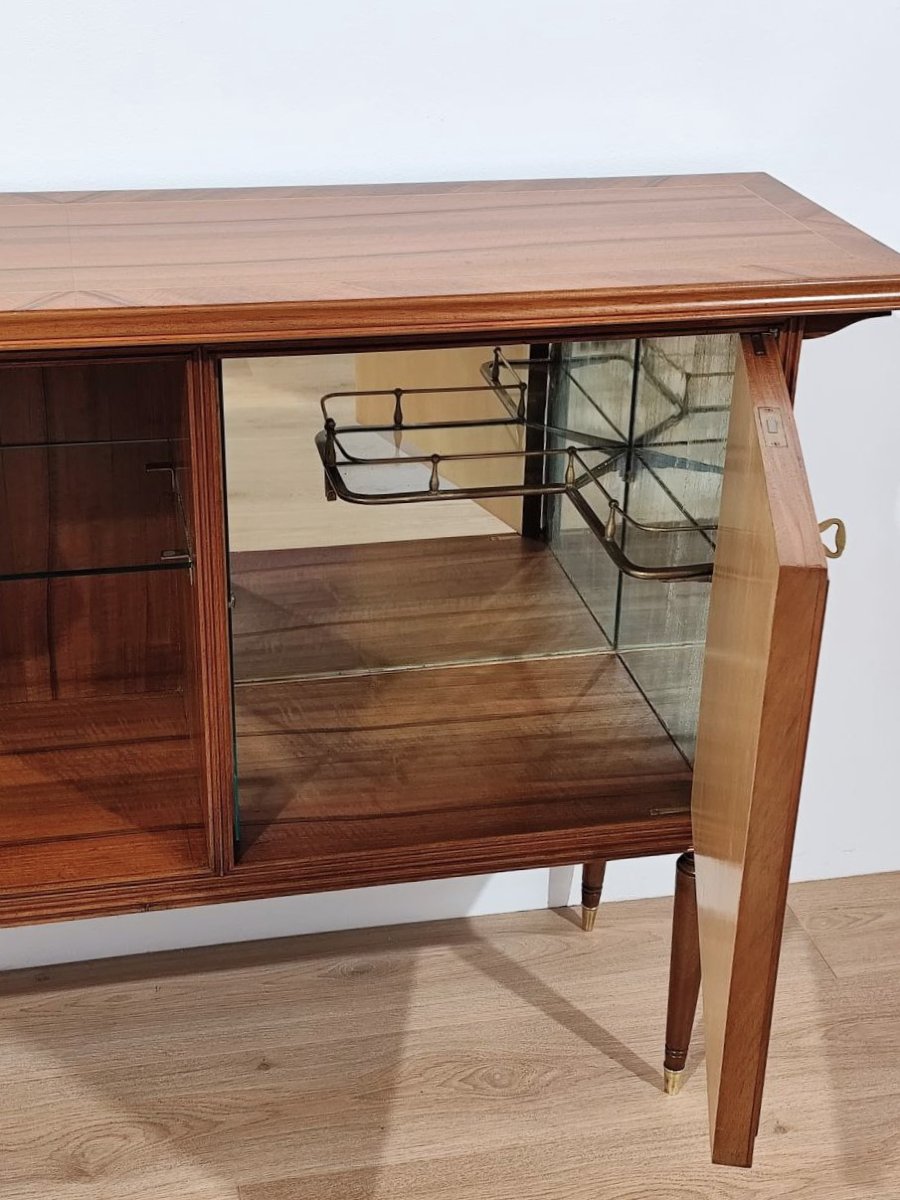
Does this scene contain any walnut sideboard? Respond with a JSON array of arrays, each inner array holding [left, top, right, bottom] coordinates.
[[1, 173, 899, 1167]]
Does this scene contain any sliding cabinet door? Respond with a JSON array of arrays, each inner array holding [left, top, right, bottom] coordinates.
[[0, 356, 214, 915]]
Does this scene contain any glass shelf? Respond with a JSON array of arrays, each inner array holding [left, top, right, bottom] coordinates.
[[545, 334, 736, 761], [0, 439, 192, 581]]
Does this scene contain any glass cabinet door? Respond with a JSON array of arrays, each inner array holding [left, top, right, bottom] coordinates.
[[0, 359, 208, 895]]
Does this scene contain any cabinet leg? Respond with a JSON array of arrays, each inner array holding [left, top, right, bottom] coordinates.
[[581, 859, 607, 932], [664, 851, 701, 1095]]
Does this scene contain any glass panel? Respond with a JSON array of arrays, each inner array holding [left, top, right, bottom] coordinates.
[[562, 340, 636, 442], [0, 442, 191, 580], [0, 360, 206, 892], [546, 334, 737, 761]]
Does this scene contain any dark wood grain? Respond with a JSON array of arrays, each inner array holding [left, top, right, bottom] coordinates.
[[0, 693, 208, 894], [0, 578, 53, 703], [0, 804, 694, 927], [185, 352, 237, 875], [0, 366, 45, 440], [0, 356, 213, 890], [0, 357, 186, 442], [48, 572, 186, 698], [664, 852, 701, 1084], [0, 359, 192, 703], [0, 175, 898, 350], [230, 536, 607, 682], [580, 858, 607, 930], [0, 442, 182, 577], [233, 653, 692, 868]]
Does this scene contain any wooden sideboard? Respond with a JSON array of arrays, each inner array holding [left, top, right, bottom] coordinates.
[[1, 173, 898, 1167]]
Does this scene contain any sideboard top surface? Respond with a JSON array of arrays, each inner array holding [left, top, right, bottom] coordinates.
[[2, 172, 899, 350]]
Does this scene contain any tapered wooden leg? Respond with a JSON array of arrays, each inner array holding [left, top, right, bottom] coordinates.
[[664, 851, 701, 1095], [581, 859, 607, 932]]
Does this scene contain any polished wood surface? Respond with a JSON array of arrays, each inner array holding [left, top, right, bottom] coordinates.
[[663, 851, 701, 1086], [0, 515, 695, 926], [0, 573, 188, 704], [230, 536, 606, 682], [2, 175, 899, 350], [186, 352, 236, 876], [1, 873, 897, 1200], [0, 693, 207, 893], [580, 858, 607, 931], [691, 334, 828, 1166], [0, 355, 213, 891], [234, 652, 692, 870], [0, 443, 182, 577], [0, 175, 888, 1173], [0, 358, 191, 701]]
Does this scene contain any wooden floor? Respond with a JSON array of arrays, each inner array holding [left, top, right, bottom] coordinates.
[[1, 871, 897, 1199]]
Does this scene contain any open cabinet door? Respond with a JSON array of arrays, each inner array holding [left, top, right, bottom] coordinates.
[[692, 333, 828, 1167]]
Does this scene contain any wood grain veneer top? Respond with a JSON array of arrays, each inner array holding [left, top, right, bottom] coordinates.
[[2, 173, 899, 349]]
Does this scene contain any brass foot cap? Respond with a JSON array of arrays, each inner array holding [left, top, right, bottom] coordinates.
[[581, 906, 598, 932], [663, 1067, 684, 1096]]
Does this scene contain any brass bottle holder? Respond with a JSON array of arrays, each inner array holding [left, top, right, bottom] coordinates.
[[315, 349, 717, 583]]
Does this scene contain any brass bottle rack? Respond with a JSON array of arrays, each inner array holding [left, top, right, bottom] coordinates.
[[314, 349, 716, 582]]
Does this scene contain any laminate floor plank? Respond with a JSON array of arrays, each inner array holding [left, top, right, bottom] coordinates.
[[788, 870, 900, 980], [1, 874, 898, 1199]]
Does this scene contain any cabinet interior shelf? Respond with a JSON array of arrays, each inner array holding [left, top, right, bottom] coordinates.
[[228, 536, 695, 873]]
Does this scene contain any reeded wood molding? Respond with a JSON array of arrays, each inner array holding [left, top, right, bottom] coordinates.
[[186, 352, 236, 875], [1, 282, 899, 352], [2, 172, 898, 350], [0, 810, 693, 929]]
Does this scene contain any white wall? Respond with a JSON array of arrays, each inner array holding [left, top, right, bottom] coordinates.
[[1, 1, 898, 968]]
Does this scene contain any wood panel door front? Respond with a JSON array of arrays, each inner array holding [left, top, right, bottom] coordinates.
[[692, 333, 828, 1166]]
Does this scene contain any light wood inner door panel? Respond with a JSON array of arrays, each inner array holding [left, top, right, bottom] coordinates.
[[692, 333, 828, 1167]]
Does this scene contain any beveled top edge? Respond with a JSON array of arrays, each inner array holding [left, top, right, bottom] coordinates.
[[0, 172, 897, 351]]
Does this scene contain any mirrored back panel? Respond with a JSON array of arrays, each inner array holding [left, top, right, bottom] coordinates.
[[545, 335, 736, 759]]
